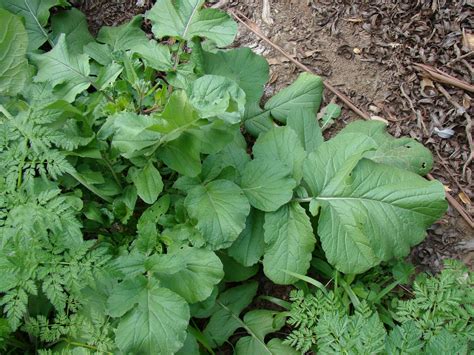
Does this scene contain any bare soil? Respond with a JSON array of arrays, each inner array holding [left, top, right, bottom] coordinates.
[[78, 0, 473, 272]]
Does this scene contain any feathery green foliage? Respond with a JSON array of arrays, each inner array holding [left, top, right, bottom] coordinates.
[[285, 260, 473, 354]]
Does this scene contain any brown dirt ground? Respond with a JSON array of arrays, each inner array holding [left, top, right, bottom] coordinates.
[[78, 0, 473, 273]]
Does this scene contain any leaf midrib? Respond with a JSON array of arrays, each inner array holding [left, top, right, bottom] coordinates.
[[182, 2, 200, 39], [216, 300, 272, 354], [316, 194, 441, 219], [10, 1, 51, 46]]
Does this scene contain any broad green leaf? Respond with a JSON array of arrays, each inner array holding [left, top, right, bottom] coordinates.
[[241, 159, 297, 212], [185, 180, 250, 250], [137, 195, 171, 233], [145, 251, 187, 275], [168, 62, 197, 89], [0, 9, 28, 96], [110, 277, 190, 354], [131, 40, 173, 71], [96, 16, 148, 51], [189, 75, 246, 124], [247, 72, 323, 123], [107, 277, 145, 317], [188, 120, 236, 154], [311, 158, 447, 274], [302, 132, 377, 197], [94, 62, 123, 90], [146, 0, 237, 47], [253, 126, 306, 182], [84, 42, 113, 65], [263, 203, 315, 284], [51, 8, 94, 55], [214, 132, 250, 174], [203, 282, 258, 347], [244, 103, 274, 136], [228, 208, 265, 267], [267, 339, 299, 354], [112, 254, 147, 279], [152, 90, 200, 140], [113, 185, 138, 223], [339, 120, 434, 175], [32, 34, 91, 102], [201, 48, 269, 102], [219, 252, 259, 282], [131, 162, 163, 204], [0, 0, 65, 50], [148, 246, 223, 303], [320, 102, 342, 130], [110, 113, 161, 159], [163, 223, 206, 249], [176, 331, 199, 355], [235, 310, 287, 355], [158, 133, 201, 177], [198, 154, 234, 183], [287, 108, 323, 153], [189, 287, 218, 319], [136, 196, 170, 254]]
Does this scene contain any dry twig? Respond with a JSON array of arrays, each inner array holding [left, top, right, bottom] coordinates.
[[414, 63, 474, 93], [435, 84, 473, 180], [230, 10, 474, 229], [400, 82, 429, 136]]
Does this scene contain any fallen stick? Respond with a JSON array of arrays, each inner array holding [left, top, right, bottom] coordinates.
[[230, 9, 474, 229], [435, 83, 473, 180], [413, 63, 474, 93]]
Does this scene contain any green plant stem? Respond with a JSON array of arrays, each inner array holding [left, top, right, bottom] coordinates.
[[373, 280, 401, 304], [189, 324, 215, 355], [6, 337, 29, 351], [339, 278, 360, 308], [293, 197, 312, 203], [173, 41, 185, 70], [216, 300, 271, 354], [257, 295, 291, 310], [69, 170, 113, 203], [62, 339, 112, 354], [101, 153, 122, 188]]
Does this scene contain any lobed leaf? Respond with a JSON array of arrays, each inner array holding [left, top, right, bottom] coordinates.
[[0, 0, 65, 50], [253, 126, 306, 182], [110, 277, 190, 354], [51, 8, 94, 55], [263, 203, 316, 284], [185, 180, 250, 250], [189, 75, 246, 124], [241, 159, 297, 212], [203, 282, 258, 347], [305, 156, 447, 274], [147, 246, 224, 304], [228, 208, 265, 267], [131, 162, 164, 204], [201, 47, 269, 103], [146, 0, 237, 47], [339, 120, 434, 175], [32, 34, 91, 102]]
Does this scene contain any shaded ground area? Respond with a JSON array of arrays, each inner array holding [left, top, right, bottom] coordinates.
[[78, 0, 473, 272]]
